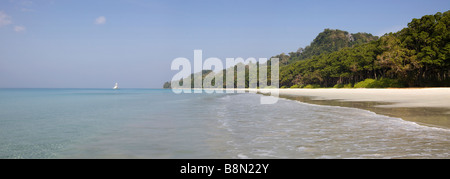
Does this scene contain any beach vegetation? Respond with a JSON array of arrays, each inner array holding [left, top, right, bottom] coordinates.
[[290, 84, 300, 88], [343, 83, 354, 88], [165, 11, 450, 89], [278, 11, 449, 88], [304, 84, 321, 88], [354, 78, 405, 88], [333, 84, 344, 88]]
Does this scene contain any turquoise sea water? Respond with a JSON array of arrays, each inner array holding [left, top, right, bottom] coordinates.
[[0, 89, 449, 158]]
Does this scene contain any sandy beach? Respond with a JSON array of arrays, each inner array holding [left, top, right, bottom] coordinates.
[[258, 88, 450, 129]]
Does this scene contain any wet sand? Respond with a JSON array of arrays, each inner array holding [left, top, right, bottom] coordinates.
[[258, 88, 450, 129]]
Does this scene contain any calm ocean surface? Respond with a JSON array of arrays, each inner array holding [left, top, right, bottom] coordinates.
[[0, 89, 448, 158]]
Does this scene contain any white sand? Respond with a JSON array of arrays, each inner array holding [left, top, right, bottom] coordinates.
[[258, 88, 450, 109]]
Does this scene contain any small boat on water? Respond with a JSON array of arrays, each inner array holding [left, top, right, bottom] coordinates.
[[113, 83, 119, 89]]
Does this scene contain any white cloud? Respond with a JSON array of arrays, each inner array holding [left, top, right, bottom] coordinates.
[[14, 25, 26, 32], [0, 11, 13, 27], [94, 16, 106, 25]]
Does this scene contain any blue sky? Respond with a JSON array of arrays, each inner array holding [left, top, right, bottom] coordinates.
[[0, 0, 449, 88]]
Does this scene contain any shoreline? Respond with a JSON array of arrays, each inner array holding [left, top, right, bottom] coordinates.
[[258, 88, 450, 129]]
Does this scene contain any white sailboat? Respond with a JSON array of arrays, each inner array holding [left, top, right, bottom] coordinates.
[[113, 83, 119, 89]]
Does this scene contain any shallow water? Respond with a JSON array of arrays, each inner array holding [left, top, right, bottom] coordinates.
[[0, 89, 448, 158]]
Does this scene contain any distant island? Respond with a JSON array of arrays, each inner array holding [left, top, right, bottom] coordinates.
[[164, 11, 450, 89]]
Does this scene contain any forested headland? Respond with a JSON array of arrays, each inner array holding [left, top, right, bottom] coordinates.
[[164, 11, 450, 89]]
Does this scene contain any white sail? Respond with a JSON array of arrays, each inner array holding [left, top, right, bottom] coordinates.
[[113, 83, 119, 89]]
